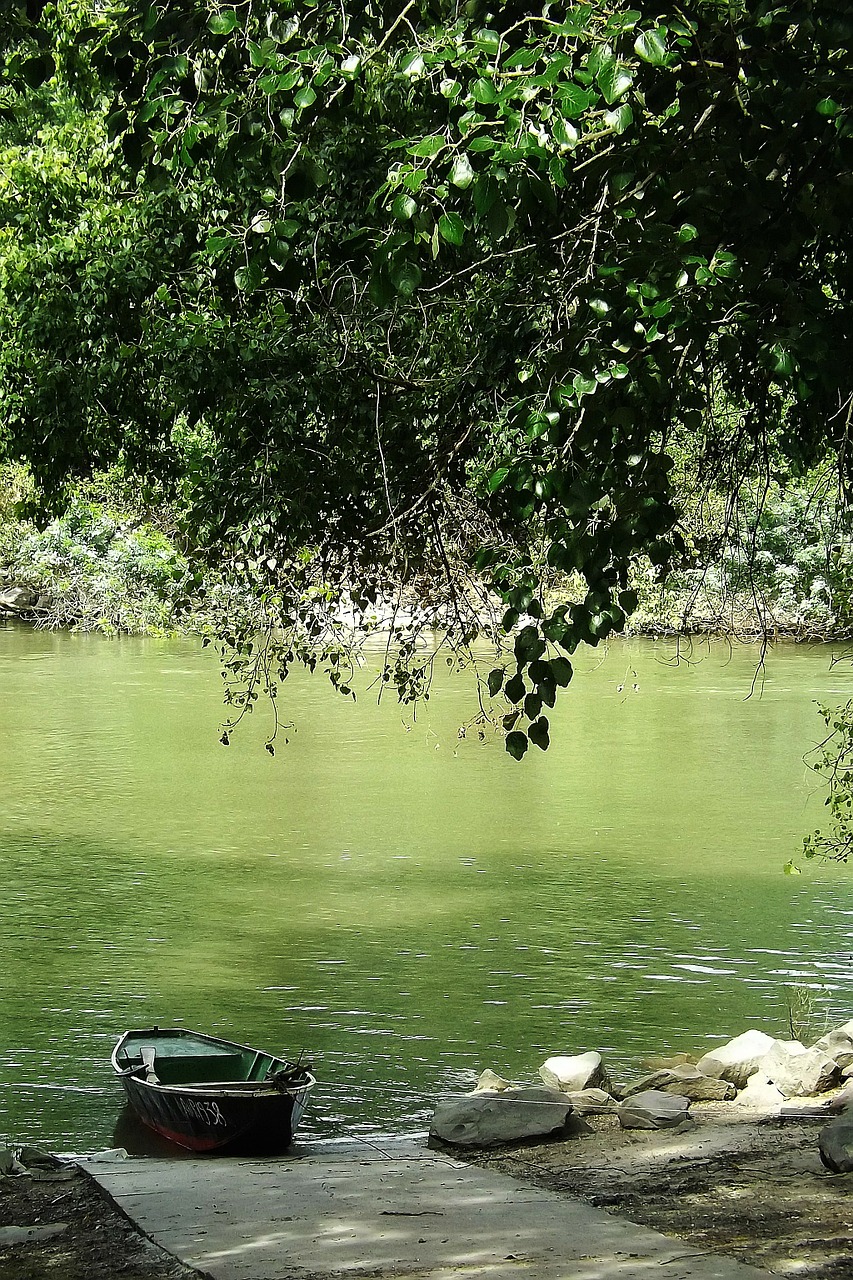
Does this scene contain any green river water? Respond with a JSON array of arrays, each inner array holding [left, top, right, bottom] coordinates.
[[1, 626, 852, 1153]]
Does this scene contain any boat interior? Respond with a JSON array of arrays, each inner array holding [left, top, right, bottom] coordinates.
[[116, 1030, 307, 1088]]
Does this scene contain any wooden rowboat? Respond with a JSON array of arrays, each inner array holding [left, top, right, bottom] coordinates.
[[112, 1027, 315, 1153]]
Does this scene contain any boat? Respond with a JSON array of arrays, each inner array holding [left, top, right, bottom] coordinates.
[[112, 1027, 315, 1153]]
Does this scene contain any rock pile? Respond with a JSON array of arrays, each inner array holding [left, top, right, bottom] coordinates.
[[429, 1019, 853, 1149], [0, 584, 47, 619]]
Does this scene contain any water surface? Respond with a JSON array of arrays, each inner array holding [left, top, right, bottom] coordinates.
[[1, 628, 851, 1150]]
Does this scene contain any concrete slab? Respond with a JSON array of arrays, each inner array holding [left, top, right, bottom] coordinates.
[[82, 1138, 774, 1280]]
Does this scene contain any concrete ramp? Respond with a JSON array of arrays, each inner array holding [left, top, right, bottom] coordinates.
[[82, 1138, 773, 1280]]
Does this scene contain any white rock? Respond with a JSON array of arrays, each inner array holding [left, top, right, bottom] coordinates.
[[618, 1089, 691, 1130], [0, 585, 37, 612], [539, 1051, 608, 1093], [781, 1081, 853, 1118], [735, 1072, 785, 1113], [472, 1069, 511, 1093], [623, 1064, 735, 1102], [696, 1029, 779, 1089], [562, 1088, 618, 1115], [814, 1021, 853, 1072], [759, 1039, 839, 1097], [430, 1086, 573, 1148]]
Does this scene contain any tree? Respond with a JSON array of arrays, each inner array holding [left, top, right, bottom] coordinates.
[[1, 0, 851, 754]]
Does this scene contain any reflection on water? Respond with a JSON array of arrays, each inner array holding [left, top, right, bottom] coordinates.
[[1, 628, 852, 1151]]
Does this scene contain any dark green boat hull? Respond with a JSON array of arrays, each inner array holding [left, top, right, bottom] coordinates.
[[112, 1027, 314, 1153]]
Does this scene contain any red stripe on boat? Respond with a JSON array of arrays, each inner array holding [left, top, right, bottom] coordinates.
[[144, 1120, 226, 1152]]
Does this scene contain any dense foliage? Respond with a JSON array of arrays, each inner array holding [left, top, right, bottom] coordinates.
[[800, 694, 853, 866], [1, 0, 852, 756], [636, 464, 853, 636], [0, 466, 193, 632]]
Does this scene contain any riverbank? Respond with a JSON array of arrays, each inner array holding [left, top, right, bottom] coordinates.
[[459, 1099, 853, 1279], [2, 1103, 851, 1280], [0, 1157, 199, 1280]]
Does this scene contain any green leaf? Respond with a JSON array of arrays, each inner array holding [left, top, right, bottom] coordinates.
[[768, 344, 795, 378], [205, 234, 233, 256], [400, 50, 425, 77], [474, 29, 501, 54], [402, 168, 429, 192], [234, 261, 262, 293], [524, 691, 542, 720], [573, 373, 598, 397], [610, 10, 643, 33], [678, 223, 698, 242], [505, 673, 526, 703], [551, 118, 579, 149], [438, 212, 465, 246], [408, 135, 445, 158], [488, 466, 510, 492], [449, 154, 475, 189], [21, 55, 55, 87], [604, 104, 633, 134], [471, 78, 498, 105], [487, 201, 511, 238], [208, 10, 239, 35], [294, 85, 317, 110], [550, 656, 573, 686], [487, 668, 504, 697], [248, 38, 278, 68], [816, 98, 840, 116], [634, 27, 668, 65], [106, 108, 129, 140], [391, 193, 418, 220], [515, 626, 545, 664], [528, 716, 550, 751], [473, 175, 499, 214], [389, 258, 423, 297], [558, 84, 594, 117], [368, 264, 395, 306], [596, 56, 633, 105], [525, 412, 549, 440], [783, 860, 802, 875], [505, 730, 529, 761]]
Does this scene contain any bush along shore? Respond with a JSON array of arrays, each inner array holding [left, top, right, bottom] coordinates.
[[3, 463, 853, 643], [0, 492, 195, 636]]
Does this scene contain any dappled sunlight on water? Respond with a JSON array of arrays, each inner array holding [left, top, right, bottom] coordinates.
[[1, 628, 852, 1150]]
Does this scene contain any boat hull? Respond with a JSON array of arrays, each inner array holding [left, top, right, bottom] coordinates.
[[120, 1073, 309, 1152], [112, 1027, 314, 1154]]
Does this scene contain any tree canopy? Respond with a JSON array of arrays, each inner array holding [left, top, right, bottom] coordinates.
[[1, 0, 852, 754]]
